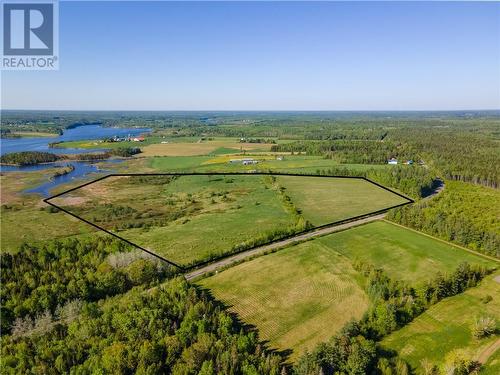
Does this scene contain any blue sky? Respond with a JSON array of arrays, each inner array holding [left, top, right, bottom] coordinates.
[[2, 1, 500, 110]]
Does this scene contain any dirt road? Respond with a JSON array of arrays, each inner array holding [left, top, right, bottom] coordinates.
[[185, 213, 387, 281], [476, 338, 500, 364]]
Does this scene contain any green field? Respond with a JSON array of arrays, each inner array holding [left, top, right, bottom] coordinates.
[[149, 154, 394, 175], [149, 156, 213, 171], [277, 175, 408, 225], [0, 170, 96, 252], [50, 174, 408, 267], [51, 174, 298, 266], [199, 240, 370, 359], [382, 273, 500, 370], [317, 221, 497, 283], [120, 175, 298, 266]]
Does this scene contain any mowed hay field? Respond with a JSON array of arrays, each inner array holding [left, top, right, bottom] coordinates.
[[381, 273, 500, 370], [277, 176, 409, 225], [318, 221, 497, 283], [200, 241, 369, 359], [140, 139, 273, 157]]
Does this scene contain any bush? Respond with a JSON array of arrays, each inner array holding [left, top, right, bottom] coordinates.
[[471, 316, 497, 339]]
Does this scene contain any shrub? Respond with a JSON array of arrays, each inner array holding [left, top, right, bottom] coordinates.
[[471, 316, 497, 339]]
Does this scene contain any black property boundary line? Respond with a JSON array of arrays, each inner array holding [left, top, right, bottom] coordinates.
[[44, 172, 414, 272]]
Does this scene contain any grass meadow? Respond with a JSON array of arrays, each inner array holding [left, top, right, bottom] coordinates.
[[199, 240, 369, 359], [317, 221, 497, 283], [277, 175, 408, 225], [120, 175, 297, 266], [381, 272, 500, 370], [52, 174, 299, 266]]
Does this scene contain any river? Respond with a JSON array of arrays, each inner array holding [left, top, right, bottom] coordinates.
[[0, 125, 150, 196]]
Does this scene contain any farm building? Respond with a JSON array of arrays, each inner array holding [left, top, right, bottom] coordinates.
[[229, 158, 258, 165]]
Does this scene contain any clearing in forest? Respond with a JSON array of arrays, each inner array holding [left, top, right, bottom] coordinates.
[[46, 173, 410, 269], [199, 240, 370, 359]]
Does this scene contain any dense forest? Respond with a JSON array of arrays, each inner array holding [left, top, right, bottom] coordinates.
[[0, 151, 60, 166], [387, 181, 500, 257], [271, 127, 498, 189], [271, 140, 417, 165], [0, 237, 174, 335], [1, 277, 284, 374], [0, 147, 141, 166]]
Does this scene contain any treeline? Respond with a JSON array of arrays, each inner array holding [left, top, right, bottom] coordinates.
[[0, 151, 60, 166], [270, 122, 499, 189], [312, 165, 437, 199], [388, 180, 500, 258], [222, 176, 313, 265], [1, 277, 283, 374], [0, 237, 174, 335], [387, 128, 499, 188], [188, 122, 391, 141], [293, 262, 491, 374], [271, 140, 417, 165], [239, 138, 277, 144], [0, 147, 141, 166], [109, 146, 142, 157]]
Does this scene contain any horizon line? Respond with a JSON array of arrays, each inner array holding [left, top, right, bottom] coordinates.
[[2, 108, 500, 113]]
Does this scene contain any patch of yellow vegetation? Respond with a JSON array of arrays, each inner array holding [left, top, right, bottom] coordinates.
[[140, 140, 273, 157]]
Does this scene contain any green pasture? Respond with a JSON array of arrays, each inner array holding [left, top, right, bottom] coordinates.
[[317, 221, 497, 283], [277, 175, 408, 225]]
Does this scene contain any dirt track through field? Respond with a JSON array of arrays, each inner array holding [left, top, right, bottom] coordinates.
[[184, 213, 387, 280], [476, 338, 500, 364]]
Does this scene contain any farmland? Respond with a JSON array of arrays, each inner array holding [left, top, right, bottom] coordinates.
[[381, 272, 500, 370], [148, 153, 393, 174], [55, 136, 276, 156], [199, 240, 370, 359], [49, 174, 408, 267], [2, 111, 500, 373], [199, 219, 498, 359], [277, 175, 408, 225], [317, 220, 497, 283]]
